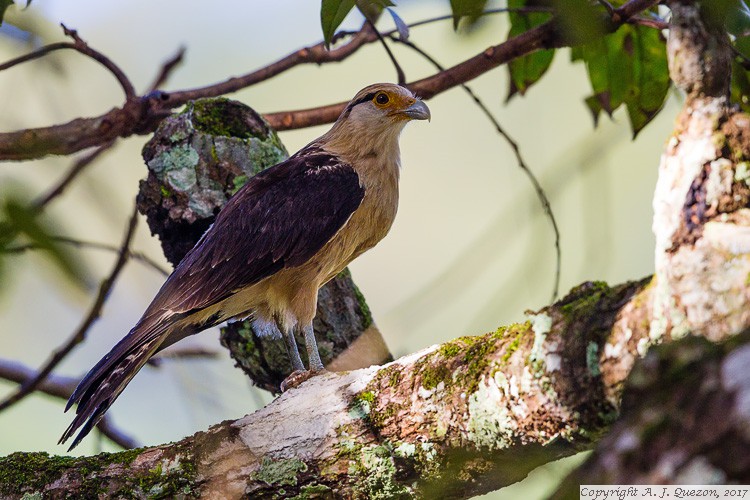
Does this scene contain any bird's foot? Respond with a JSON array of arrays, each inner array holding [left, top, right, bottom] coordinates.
[[280, 368, 327, 392]]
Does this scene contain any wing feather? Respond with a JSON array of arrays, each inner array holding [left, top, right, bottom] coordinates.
[[61, 147, 365, 449], [151, 147, 364, 315]]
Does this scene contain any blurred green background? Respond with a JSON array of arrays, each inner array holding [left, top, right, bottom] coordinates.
[[0, 0, 678, 497]]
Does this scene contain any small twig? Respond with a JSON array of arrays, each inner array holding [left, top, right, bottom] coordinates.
[[0, 0, 661, 160], [59, 24, 136, 100], [0, 204, 140, 412], [363, 16, 406, 85], [597, 0, 618, 18], [0, 26, 136, 101], [4, 235, 170, 277], [148, 46, 186, 91], [392, 35, 562, 301], [0, 41, 77, 72], [627, 15, 668, 30], [32, 141, 116, 210], [0, 358, 139, 449]]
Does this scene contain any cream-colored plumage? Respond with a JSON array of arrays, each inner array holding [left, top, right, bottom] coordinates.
[[60, 83, 430, 449]]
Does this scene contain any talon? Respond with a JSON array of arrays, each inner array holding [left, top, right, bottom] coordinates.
[[280, 368, 327, 392]]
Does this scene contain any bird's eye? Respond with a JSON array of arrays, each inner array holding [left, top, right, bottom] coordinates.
[[374, 92, 390, 105]]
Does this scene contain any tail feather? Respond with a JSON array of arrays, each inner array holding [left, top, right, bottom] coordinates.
[[60, 319, 168, 450]]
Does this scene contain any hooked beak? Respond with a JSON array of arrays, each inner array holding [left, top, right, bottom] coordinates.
[[401, 99, 431, 121]]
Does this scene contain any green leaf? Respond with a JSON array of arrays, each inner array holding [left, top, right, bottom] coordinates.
[[449, 0, 488, 30], [552, 0, 606, 45], [1, 199, 88, 289], [320, 0, 356, 47], [702, 0, 750, 36], [623, 25, 670, 136], [0, 0, 14, 26], [506, 0, 554, 99], [573, 24, 669, 137]]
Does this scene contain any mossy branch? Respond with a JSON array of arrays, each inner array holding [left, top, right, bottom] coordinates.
[[553, 329, 750, 492], [0, 277, 661, 499]]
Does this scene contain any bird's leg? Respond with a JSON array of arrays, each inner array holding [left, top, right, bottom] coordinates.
[[282, 324, 305, 373], [280, 324, 326, 391], [302, 323, 325, 372]]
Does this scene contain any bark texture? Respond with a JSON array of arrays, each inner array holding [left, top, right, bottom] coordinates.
[[0, 279, 654, 499], [553, 329, 750, 493], [652, 2, 750, 343], [136, 98, 392, 391]]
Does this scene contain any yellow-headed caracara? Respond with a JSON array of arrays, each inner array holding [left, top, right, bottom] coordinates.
[[60, 83, 430, 449]]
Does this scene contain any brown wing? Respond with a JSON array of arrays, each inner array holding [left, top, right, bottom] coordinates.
[[61, 147, 364, 449], [149, 146, 365, 316]]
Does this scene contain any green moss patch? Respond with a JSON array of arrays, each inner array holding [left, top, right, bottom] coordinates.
[[253, 456, 308, 487]]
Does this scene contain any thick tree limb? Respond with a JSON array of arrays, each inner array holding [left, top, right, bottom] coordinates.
[[552, 330, 750, 492], [0, 0, 659, 161], [0, 278, 658, 498]]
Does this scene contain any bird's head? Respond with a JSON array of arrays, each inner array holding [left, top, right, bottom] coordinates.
[[323, 83, 430, 154]]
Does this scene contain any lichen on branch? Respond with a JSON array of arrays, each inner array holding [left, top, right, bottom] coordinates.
[[0, 278, 654, 499]]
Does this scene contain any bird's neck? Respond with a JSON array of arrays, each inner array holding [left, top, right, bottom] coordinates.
[[320, 119, 405, 167]]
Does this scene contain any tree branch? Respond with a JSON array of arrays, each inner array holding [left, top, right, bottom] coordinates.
[[0, 204, 139, 412], [0, 0, 659, 161], [0, 277, 658, 498], [0, 359, 139, 449], [552, 330, 750, 491]]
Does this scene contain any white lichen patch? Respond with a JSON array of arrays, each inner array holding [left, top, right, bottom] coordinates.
[[420, 442, 436, 461], [637, 338, 650, 357], [705, 158, 734, 208], [528, 312, 552, 368], [354, 445, 412, 499], [604, 341, 623, 359], [417, 386, 434, 399], [705, 218, 750, 255], [494, 371, 511, 397], [735, 161, 750, 184], [649, 278, 688, 342], [393, 442, 416, 458], [466, 375, 516, 450]]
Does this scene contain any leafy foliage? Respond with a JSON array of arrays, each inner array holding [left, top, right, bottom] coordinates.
[[506, 0, 554, 99], [320, 0, 396, 47], [320, 0, 357, 47], [0, 0, 32, 26], [551, 0, 607, 45], [0, 0, 14, 26], [571, 24, 670, 137], [449, 0, 489, 29], [0, 197, 87, 292], [701, 0, 750, 36]]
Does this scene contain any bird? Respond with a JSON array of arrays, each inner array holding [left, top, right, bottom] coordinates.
[[59, 83, 430, 450]]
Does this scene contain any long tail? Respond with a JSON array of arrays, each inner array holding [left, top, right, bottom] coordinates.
[[59, 317, 169, 450]]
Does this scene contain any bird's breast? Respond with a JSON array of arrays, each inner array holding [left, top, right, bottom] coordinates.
[[309, 158, 400, 285]]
